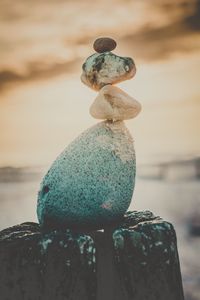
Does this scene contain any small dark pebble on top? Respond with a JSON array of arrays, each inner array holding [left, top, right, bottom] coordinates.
[[93, 37, 117, 53]]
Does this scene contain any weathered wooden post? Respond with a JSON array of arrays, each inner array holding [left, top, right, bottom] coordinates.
[[0, 211, 184, 300], [0, 38, 184, 299]]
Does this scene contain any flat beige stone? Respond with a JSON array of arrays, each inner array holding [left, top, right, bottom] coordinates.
[[90, 85, 141, 120]]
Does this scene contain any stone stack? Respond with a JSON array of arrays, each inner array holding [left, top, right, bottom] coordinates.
[[37, 37, 141, 230]]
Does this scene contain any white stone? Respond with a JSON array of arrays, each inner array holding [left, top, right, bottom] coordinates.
[[90, 85, 142, 121]]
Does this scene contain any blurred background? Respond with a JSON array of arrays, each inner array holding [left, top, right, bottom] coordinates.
[[0, 0, 200, 298]]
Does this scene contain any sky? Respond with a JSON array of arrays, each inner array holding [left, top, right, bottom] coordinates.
[[0, 0, 200, 167]]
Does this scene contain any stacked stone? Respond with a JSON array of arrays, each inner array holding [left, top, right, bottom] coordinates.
[[37, 38, 142, 230], [82, 37, 141, 120]]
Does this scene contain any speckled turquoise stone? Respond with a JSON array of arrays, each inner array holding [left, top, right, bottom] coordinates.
[[37, 121, 136, 229]]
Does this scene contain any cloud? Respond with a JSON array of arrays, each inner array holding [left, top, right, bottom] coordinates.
[[183, 0, 200, 30], [0, 59, 80, 92], [121, 23, 200, 62], [119, 0, 200, 61], [0, 0, 200, 90]]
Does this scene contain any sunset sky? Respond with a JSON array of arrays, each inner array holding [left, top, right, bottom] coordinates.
[[0, 0, 200, 167]]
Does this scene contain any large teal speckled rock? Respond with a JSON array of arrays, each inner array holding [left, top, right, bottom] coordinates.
[[37, 121, 136, 229]]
